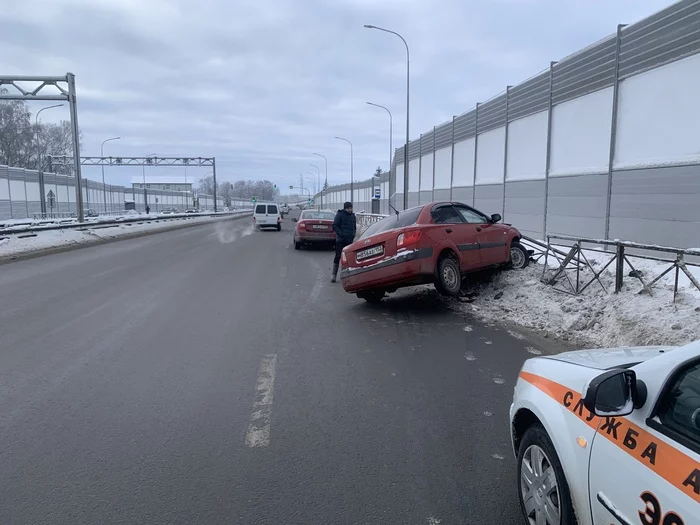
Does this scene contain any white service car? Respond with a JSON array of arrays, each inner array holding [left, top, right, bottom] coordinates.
[[252, 202, 281, 231], [510, 340, 699, 525]]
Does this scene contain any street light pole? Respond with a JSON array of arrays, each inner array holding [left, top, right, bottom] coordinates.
[[334, 136, 354, 203], [364, 25, 409, 210], [310, 163, 321, 209], [35, 104, 64, 214], [313, 153, 327, 208], [100, 136, 120, 213], [366, 101, 393, 206], [143, 153, 157, 212], [305, 173, 317, 195]]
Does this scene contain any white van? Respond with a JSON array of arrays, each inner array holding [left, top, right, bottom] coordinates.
[[253, 202, 282, 231]]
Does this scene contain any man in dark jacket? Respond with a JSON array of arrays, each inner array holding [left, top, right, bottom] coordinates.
[[331, 201, 356, 282]]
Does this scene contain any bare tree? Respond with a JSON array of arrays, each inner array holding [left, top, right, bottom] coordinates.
[[37, 121, 77, 173], [229, 179, 276, 200], [198, 175, 216, 195], [0, 88, 82, 172], [219, 181, 232, 206], [0, 89, 34, 167]]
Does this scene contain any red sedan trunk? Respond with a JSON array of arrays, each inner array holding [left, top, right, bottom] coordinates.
[[293, 210, 337, 248]]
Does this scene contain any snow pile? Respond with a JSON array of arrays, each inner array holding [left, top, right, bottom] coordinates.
[[460, 252, 700, 348], [0, 215, 244, 259]]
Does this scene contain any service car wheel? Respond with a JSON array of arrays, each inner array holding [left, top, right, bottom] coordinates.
[[435, 256, 461, 296], [510, 242, 529, 269], [517, 425, 576, 525]]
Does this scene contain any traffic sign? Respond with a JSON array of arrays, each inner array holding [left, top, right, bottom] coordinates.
[[47, 190, 55, 210], [374, 187, 381, 199]]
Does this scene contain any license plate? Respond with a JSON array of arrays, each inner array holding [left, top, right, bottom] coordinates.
[[312, 225, 327, 230], [356, 244, 384, 261]]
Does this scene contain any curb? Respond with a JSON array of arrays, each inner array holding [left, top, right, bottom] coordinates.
[[0, 213, 251, 265]]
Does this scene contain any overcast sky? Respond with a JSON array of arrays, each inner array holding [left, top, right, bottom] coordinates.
[[1, 0, 673, 193]]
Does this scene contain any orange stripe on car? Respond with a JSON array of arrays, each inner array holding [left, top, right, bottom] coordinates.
[[519, 371, 700, 504]]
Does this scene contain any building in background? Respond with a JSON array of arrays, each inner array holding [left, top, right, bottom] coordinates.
[[130, 176, 193, 193]]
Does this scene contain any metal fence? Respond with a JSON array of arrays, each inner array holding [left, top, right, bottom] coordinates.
[[323, 0, 700, 250], [0, 165, 253, 219]]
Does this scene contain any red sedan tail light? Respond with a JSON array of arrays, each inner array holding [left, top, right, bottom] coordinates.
[[397, 229, 422, 249], [341, 250, 347, 264]]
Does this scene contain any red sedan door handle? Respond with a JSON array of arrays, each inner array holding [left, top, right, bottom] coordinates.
[[445, 228, 453, 233], [475, 227, 482, 232]]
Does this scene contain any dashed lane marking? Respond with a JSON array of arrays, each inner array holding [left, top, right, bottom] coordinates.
[[245, 354, 278, 448]]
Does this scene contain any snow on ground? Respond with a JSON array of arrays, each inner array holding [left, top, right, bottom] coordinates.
[[0, 213, 250, 259], [460, 248, 700, 348]]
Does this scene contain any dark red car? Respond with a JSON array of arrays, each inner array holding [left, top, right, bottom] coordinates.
[[340, 202, 529, 302], [292, 210, 336, 249]]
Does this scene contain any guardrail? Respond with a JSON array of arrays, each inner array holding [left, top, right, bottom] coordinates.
[[355, 212, 388, 235], [0, 210, 252, 237], [542, 235, 700, 302]]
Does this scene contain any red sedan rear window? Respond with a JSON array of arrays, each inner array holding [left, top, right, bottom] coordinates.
[[301, 212, 335, 221], [360, 206, 423, 239]]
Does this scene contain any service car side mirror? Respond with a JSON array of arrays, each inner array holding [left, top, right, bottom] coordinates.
[[291, 218, 297, 222], [583, 369, 647, 417], [490, 213, 502, 223]]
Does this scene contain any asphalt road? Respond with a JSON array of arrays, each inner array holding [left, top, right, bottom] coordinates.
[[0, 211, 559, 524]]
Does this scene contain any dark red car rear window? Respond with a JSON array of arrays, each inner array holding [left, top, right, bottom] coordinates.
[[360, 206, 423, 239]]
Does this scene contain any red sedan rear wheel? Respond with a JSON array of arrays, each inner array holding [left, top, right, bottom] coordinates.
[[435, 255, 461, 296]]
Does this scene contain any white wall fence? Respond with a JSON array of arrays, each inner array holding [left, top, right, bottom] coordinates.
[[322, 1, 700, 249], [0, 165, 246, 218], [318, 172, 391, 214]]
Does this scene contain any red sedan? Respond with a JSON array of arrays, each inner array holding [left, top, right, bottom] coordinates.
[[292, 210, 336, 249], [340, 202, 529, 302]]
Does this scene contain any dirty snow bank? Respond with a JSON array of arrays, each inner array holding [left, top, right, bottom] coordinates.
[[461, 258, 700, 348], [0, 214, 248, 259]]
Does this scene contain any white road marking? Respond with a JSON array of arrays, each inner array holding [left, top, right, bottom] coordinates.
[[526, 346, 542, 355], [308, 275, 323, 303], [493, 377, 506, 385], [484, 340, 493, 345], [245, 354, 278, 447], [464, 351, 477, 361]]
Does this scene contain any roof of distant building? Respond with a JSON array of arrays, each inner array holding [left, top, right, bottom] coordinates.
[[130, 175, 193, 185]]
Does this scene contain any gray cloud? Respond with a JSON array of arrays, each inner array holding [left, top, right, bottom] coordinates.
[[0, 0, 671, 190]]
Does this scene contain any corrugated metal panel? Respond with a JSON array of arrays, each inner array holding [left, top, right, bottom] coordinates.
[[508, 70, 550, 121], [434, 121, 453, 149], [619, 0, 700, 79], [420, 130, 434, 154], [478, 93, 507, 132], [7, 167, 27, 180], [394, 146, 405, 166], [453, 109, 477, 141], [408, 139, 421, 160], [552, 36, 617, 105]]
